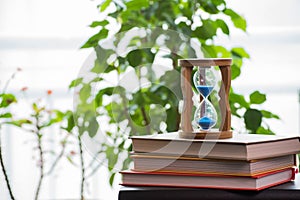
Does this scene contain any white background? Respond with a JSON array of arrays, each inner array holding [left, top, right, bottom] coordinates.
[[0, 0, 300, 199]]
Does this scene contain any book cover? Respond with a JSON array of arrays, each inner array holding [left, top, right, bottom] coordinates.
[[131, 153, 296, 177], [131, 132, 300, 160], [121, 168, 297, 191]]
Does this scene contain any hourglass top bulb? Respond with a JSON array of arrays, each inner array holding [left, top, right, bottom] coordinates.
[[196, 85, 214, 98], [193, 67, 217, 98]]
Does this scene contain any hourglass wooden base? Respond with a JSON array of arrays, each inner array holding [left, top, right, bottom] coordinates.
[[179, 130, 232, 139]]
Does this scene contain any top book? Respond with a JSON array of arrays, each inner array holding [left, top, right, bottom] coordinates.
[[131, 132, 300, 161]]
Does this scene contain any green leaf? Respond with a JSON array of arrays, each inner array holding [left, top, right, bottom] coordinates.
[[66, 155, 76, 166], [212, 0, 226, 6], [192, 19, 218, 40], [87, 116, 99, 138], [106, 146, 118, 170], [244, 109, 262, 133], [127, 49, 142, 67], [231, 64, 241, 80], [91, 61, 115, 74], [64, 111, 75, 132], [133, 92, 145, 106], [213, 46, 231, 57], [32, 103, 42, 113], [200, 0, 219, 14], [216, 19, 229, 35], [261, 110, 280, 119], [95, 87, 115, 107], [256, 126, 275, 135], [231, 47, 250, 58], [0, 94, 17, 108], [100, 0, 112, 12], [201, 44, 217, 57], [8, 119, 32, 127], [230, 92, 249, 108], [122, 156, 132, 170], [0, 113, 12, 118], [81, 28, 109, 48], [125, 0, 149, 11], [41, 110, 64, 128], [79, 84, 91, 103], [92, 48, 115, 74], [250, 91, 266, 104], [120, 23, 135, 32], [224, 8, 247, 31], [90, 20, 109, 28], [109, 172, 116, 186], [69, 78, 83, 88], [166, 107, 179, 132]]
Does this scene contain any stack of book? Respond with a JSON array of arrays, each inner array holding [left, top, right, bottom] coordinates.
[[121, 132, 300, 190]]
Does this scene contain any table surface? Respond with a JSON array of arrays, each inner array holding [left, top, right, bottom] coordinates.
[[119, 174, 300, 200]]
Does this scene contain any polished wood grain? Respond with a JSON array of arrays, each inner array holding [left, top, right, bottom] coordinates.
[[219, 65, 231, 132], [180, 67, 193, 133], [179, 58, 232, 67]]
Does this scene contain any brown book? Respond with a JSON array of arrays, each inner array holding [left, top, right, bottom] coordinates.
[[131, 132, 300, 160], [131, 153, 296, 176], [121, 168, 296, 191]]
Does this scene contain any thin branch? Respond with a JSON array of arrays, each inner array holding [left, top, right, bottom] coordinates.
[[78, 135, 85, 200], [0, 128, 15, 200], [140, 106, 151, 134], [34, 114, 44, 200], [34, 134, 44, 200], [44, 134, 70, 176], [137, 67, 151, 134], [2, 71, 17, 94], [84, 158, 105, 179], [86, 149, 103, 170]]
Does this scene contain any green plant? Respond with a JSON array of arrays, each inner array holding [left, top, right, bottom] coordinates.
[[0, 70, 19, 200], [1, 83, 104, 200], [9, 90, 67, 200], [71, 0, 279, 185], [60, 110, 106, 200]]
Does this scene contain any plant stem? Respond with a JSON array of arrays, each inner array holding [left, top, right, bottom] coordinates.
[[0, 128, 15, 200], [140, 106, 151, 134], [78, 135, 85, 200], [35, 134, 44, 200], [44, 134, 69, 176]]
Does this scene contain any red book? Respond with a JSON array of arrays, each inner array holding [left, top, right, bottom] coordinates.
[[121, 168, 297, 191]]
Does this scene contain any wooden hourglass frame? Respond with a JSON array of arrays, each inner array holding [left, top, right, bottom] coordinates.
[[179, 58, 232, 139]]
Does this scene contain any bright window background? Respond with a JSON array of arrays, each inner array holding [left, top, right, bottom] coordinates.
[[0, 0, 299, 199]]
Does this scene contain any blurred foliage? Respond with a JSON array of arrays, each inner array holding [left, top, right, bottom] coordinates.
[[72, 0, 280, 185]]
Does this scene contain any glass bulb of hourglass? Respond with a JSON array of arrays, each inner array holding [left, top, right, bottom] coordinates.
[[193, 100, 217, 130], [193, 67, 218, 130]]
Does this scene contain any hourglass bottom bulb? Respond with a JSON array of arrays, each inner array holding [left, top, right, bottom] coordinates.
[[198, 116, 216, 130]]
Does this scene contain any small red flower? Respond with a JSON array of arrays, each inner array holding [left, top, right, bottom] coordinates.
[[70, 150, 76, 156], [21, 87, 28, 91], [17, 67, 22, 71], [47, 90, 53, 95]]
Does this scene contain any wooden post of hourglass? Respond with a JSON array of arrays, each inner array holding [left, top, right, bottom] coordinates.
[[178, 58, 233, 139]]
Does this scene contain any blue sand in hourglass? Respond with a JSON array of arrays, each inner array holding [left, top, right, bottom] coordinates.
[[196, 85, 214, 97], [198, 116, 216, 130]]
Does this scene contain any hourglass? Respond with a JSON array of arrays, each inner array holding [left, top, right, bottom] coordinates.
[[179, 58, 232, 139], [193, 67, 217, 131]]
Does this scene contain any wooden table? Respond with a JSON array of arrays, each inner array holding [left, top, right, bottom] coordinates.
[[119, 174, 300, 200]]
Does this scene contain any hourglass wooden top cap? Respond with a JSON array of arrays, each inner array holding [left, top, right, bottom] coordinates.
[[179, 58, 232, 67]]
